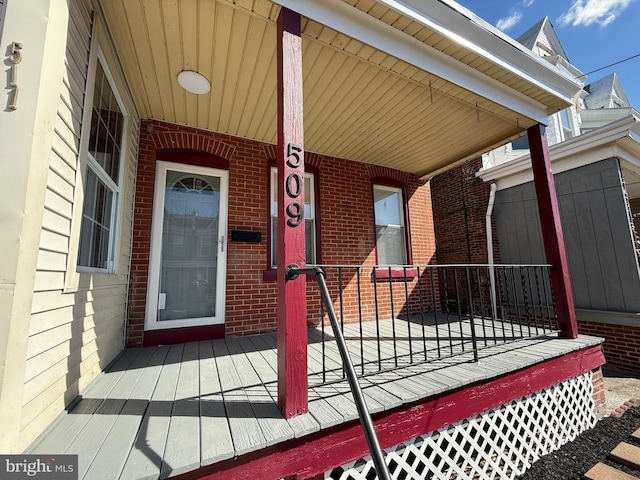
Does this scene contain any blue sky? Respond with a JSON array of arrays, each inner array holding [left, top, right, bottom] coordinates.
[[456, 0, 640, 109]]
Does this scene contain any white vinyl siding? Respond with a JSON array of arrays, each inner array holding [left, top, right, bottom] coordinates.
[[19, 0, 139, 450]]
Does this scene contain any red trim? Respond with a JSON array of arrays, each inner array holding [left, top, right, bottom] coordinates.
[[142, 324, 224, 346], [371, 177, 413, 265], [156, 148, 229, 170], [527, 124, 578, 339], [174, 344, 604, 480], [276, 8, 308, 417]]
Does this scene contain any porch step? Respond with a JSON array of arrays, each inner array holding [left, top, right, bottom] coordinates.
[[584, 462, 638, 480], [611, 442, 640, 470]]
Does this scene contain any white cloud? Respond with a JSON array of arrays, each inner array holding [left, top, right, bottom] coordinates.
[[496, 0, 535, 32], [557, 0, 634, 27], [496, 11, 523, 31]]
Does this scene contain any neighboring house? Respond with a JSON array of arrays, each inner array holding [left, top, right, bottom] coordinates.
[[433, 17, 640, 372], [1, 2, 605, 479]]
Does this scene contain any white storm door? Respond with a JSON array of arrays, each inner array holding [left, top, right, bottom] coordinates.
[[146, 161, 228, 330]]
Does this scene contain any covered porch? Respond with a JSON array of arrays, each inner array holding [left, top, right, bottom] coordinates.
[[8, 0, 599, 475], [27, 319, 603, 480], [27, 261, 606, 479], [106, 0, 585, 421]]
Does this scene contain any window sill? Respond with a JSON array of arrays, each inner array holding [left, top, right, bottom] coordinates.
[[374, 267, 418, 280]]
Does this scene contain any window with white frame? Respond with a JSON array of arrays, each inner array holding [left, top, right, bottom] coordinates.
[[77, 56, 127, 272], [373, 184, 408, 265], [269, 166, 316, 269], [560, 108, 574, 141]]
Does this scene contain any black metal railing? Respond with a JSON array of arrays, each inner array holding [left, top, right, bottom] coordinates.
[[306, 264, 559, 386], [287, 265, 392, 480]]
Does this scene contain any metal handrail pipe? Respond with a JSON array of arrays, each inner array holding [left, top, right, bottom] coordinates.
[[286, 264, 392, 480]]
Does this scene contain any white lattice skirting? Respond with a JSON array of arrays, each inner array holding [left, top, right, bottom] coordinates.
[[328, 372, 597, 480]]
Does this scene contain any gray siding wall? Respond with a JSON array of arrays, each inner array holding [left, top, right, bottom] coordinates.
[[494, 158, 640, 313]]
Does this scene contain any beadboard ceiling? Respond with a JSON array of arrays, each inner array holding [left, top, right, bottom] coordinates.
[[101, 0, 579, 177]]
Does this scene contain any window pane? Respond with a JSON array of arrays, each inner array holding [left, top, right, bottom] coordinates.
[[78, 167, 113, 269], [374, 188, 402, 225], [376, 225, 406, 265], [270, 167, 317, 268], [77, 57, 126, 272], [304, 174, 313, 218], [271, 218, 315, 267], [373, 185, 407, 265], [271, 218, 277, 269], [560, 108, 574, 139], [89, 61, 123, 184], [271, 168, 314, 219], [305, 219, 315, 264]]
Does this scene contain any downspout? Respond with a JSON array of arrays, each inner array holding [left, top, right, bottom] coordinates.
[[486, 183, 497, 317]]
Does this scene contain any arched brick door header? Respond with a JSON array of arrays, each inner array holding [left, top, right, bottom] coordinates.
[[149, 129, 236, 160], [156, 148, 230, 170]]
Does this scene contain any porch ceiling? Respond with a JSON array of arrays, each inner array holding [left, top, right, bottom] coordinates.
[[101, 0, 581, 177]]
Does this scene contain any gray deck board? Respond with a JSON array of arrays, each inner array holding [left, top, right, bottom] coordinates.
[[119, 344, 182, 480], [26, 350, 141, 456], [214, 340, 267, 456], [84, 347, 160, 480], [246, 333, 322, 437], [225, 336, 295, 447], [70, 348, 157, 479], [25, 320, 604, 480], [198, 340, 234, 466], [160, 342, 201, 479], [82, 349, 141, 399]]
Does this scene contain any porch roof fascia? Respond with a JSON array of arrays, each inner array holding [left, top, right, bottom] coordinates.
[[271, 0, 582, 125], [476, 113, 640, 190]]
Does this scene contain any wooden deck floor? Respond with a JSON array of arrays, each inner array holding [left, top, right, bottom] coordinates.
[[26, 318, 603, 480]]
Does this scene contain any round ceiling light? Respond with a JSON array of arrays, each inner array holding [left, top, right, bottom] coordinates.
[[177, 70, 211, 94]]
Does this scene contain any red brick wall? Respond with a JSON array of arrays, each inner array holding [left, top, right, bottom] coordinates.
[[430, 157, 500, 264], [591, 367, 607, 418], [127, 120, 437, 346], [578, 320, 640, 372]]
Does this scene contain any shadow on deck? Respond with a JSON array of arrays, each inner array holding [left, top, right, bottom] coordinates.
[[26, 317, 603, 480]]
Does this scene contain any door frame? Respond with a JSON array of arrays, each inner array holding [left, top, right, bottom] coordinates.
[[144, 160, 229, 331]]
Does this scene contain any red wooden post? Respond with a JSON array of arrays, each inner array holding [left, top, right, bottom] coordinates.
[[276, 7, 308, 417], [527, 123, 578, 338]]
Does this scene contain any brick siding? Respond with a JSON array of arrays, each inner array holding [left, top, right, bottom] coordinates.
[[127, 120, 437, 346], [578, 320, 640, 372], [591, 367, 607, 419], [430, 157, 500, 265]]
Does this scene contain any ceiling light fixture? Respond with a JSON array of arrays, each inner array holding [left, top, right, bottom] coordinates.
[[177, 70, 210, 94]]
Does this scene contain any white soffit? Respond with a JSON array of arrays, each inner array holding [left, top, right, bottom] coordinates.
[[272, 0, 579, 124]]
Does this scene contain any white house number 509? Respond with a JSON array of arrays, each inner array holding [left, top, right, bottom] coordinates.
[[8, 42, 23, 110], [285, 143, 304, 227]]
